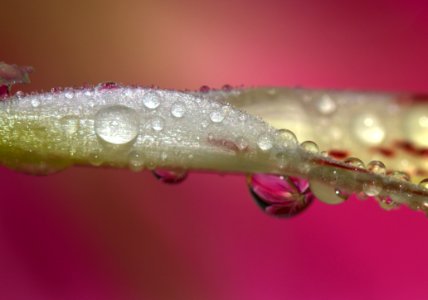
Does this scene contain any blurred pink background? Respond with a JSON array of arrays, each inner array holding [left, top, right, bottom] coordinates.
[[2, 0, 428, 299]]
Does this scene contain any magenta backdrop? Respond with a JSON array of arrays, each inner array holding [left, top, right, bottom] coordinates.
[[2, 1, 428, 299]]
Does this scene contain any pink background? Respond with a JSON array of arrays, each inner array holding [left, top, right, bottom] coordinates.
[[2, 1, 428, 299]]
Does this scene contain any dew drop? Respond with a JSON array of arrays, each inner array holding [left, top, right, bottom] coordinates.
[[128, 151, 144, 172], [31, 98, 40, 108], [367, 160, 386, 175], [222, 84, 233, 91], [377, 196, 398, 211], [210, 110, 225, 123], [363, 180, 382, 197], [60, 115, 80, 135], [247, 174, 314, 218], [300, 141, 319, 153], [89, 150, 103, 166], [277, 128, 298, 146], [151, 117, 164, 131], [235, 136, 248, 151], [171, 102, 186, 118], [257, 134, 273, 151], [344, 157, 365, 169], [308, 167, 345, 205], [418, 178, 428, 190], [95, 105, 140, 145], [143, 91, 161, 109], [64, 91, 74, 99], [391, 170, 411, 182], [317, 94, 336, 115], [153, 169, 188, 184]]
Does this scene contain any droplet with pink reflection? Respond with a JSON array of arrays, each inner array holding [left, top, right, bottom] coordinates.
[[153, 169, 188, 184], [247, 174, 315, 218]]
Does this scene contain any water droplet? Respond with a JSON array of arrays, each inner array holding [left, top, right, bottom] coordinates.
[[64, 91, 74, 99], [367, 160, 386, 175], [200, 85, 210, 92], [235, 136, 248, 151], [31, 98, 40, 107], [277, 128, 298, 146], [353, 113, 385, 145], [95, 105, 140, 145], [171, 102, 186, 118], [391, 171, 411, 182], [257, 134, 273, 151], [143, 91, 161, 109], [377, 196, 398, 211], [210, 110, 225, 123], [308, 167, 345, 205], [60, 115, 80, 135], [317, 94, 336, 115], [128, 151, 144, 172], [89, 149, 103, 166], [151, 117, 164, 131], [418, 178, 428, 190], [363, 180, 382, 197], [344, 157, 365, 168], [153, 169, 188, 184], [15, 91, 24, 98], [247, 174, 314, 218], [301, 141, 319, 153]]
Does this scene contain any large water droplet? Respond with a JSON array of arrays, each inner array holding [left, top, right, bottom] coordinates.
[[344, 157, 365, 169], [247, 174, 314, 218], [143, 91, 161, 109], [277, 128, 298, 146], [308, 167, 346, 204], [171, 102, 186, 118], [153, 169, 188, 184], [95, 105, 140, 145]]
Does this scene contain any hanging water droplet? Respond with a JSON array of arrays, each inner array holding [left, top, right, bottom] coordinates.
[[257, 134, 273, 151], [60, 115, 80, 135], [210, 110, 225, 123], [95, 105, 140, 145], [300, 141, 319, 153], [143, 91, 161, 109], [317, 94, 336, 115], [171, 102, 186, 118], [151, 117, 164, 131], [89, 149, 103, 166], [344, 157, 365, 169], [363, 180, 382, 197], [247, 174, 314, 218], [391, 170, 411, 182], [277, 128, 298, 146], [128, 151, 144, 172], [377, 196, 398, 211], [367, 160, 386, 175], [153, 169, 188, 184]]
